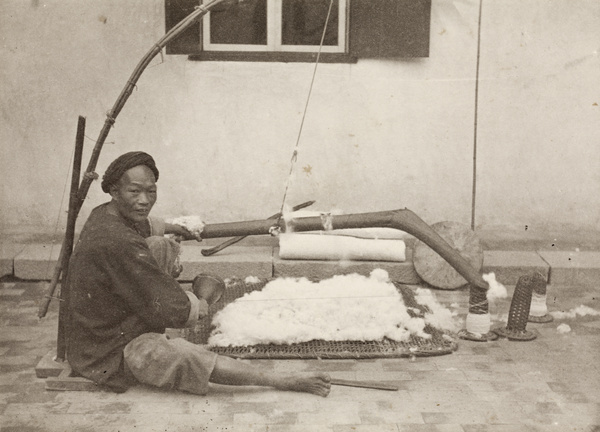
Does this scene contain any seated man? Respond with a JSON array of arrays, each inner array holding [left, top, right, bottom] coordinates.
[[66, 151, 330, 397]]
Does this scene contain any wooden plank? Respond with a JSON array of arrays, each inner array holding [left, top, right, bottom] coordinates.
[[45, 365, 99, 392], [35, 350, 66, 379]]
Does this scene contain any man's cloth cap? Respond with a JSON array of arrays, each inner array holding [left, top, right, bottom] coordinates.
[[101, 151, 159, 193]]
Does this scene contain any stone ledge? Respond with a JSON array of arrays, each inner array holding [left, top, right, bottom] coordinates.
[[178, 245, 273, 281], [13, 244, 61, 280], [482, 251, 550, 285], [537, 251, 600, 286], [5, 241, 600, 289], [1, 244, 26, 278]]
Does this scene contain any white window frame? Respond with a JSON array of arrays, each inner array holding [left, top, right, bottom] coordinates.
[[202, 0, 347, 53]]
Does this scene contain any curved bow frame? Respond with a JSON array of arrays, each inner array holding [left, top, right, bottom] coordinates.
[[201, 208, 488, 290], [39, 0, 228, 320]]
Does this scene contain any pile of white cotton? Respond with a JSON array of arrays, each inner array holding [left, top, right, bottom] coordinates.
[[208, 270, 457, 347], [550, 305, 600, 320], [482, 272, 508, 301], [244, 276, 261, 284], [414, 288, 459, 331]]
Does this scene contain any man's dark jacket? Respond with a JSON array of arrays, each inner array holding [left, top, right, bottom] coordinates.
[[66, 203, 191, 392]]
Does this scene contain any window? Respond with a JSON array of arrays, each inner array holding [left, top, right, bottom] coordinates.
[[204, 0, 346, 54], [165, 0, 431, 62]]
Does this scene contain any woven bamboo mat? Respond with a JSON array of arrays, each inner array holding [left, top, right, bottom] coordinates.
[[185, 279, 458, 359]]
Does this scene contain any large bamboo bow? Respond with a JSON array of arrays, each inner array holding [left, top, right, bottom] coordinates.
[[38, 0, 229, 320]]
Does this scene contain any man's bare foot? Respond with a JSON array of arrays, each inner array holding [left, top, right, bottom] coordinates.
[[274, 373, 331, 397]]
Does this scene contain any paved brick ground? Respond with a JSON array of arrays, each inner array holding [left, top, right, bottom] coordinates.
[[1, 279, 599, 432]]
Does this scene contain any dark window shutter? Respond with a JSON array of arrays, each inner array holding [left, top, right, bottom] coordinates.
[[165, 0, 203, 55], [349, 0, 431, 58]]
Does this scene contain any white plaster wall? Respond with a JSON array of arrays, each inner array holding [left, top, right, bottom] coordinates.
[[1, 0, 598, 237], [475, 0, 600, 231]]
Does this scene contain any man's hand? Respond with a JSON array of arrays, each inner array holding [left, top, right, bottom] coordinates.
[[174, 226, 197, 241], [164, 223, 202, 242], [184, 292, 210, 327], [171, 262, 183, 279]]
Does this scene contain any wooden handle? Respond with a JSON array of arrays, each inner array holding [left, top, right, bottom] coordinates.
[[331, 378, 398, 391], [201, 200, 315, 256], [201, 236, 244, 256]]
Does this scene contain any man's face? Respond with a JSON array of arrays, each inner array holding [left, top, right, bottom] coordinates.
[[110, 165, 157, 224]]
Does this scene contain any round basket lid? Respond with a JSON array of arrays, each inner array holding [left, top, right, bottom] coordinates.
[[413, 221, 483, 290]]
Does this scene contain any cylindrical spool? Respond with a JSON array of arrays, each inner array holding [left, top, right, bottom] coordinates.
[[528, 271, 553, 323], [466, 313, 491, 334], [531, 272, 547, 295], [529, 293, 548, 316], [459, 285, 498, 341], [495, 274, 537, 341], [469, 285, 489, 314]]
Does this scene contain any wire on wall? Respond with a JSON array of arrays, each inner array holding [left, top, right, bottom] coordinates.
[[471, 0, 484, 230], [278, 0, 335, 217]]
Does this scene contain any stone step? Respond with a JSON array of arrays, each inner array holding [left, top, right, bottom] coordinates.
[[5, 242, 598, 287]]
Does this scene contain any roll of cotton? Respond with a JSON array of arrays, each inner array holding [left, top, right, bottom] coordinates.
[[208, 273, 456, 347], [279, 233, 406, 262]]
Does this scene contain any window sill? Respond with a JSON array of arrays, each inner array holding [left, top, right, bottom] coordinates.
[[188, 51, 358, 64]]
